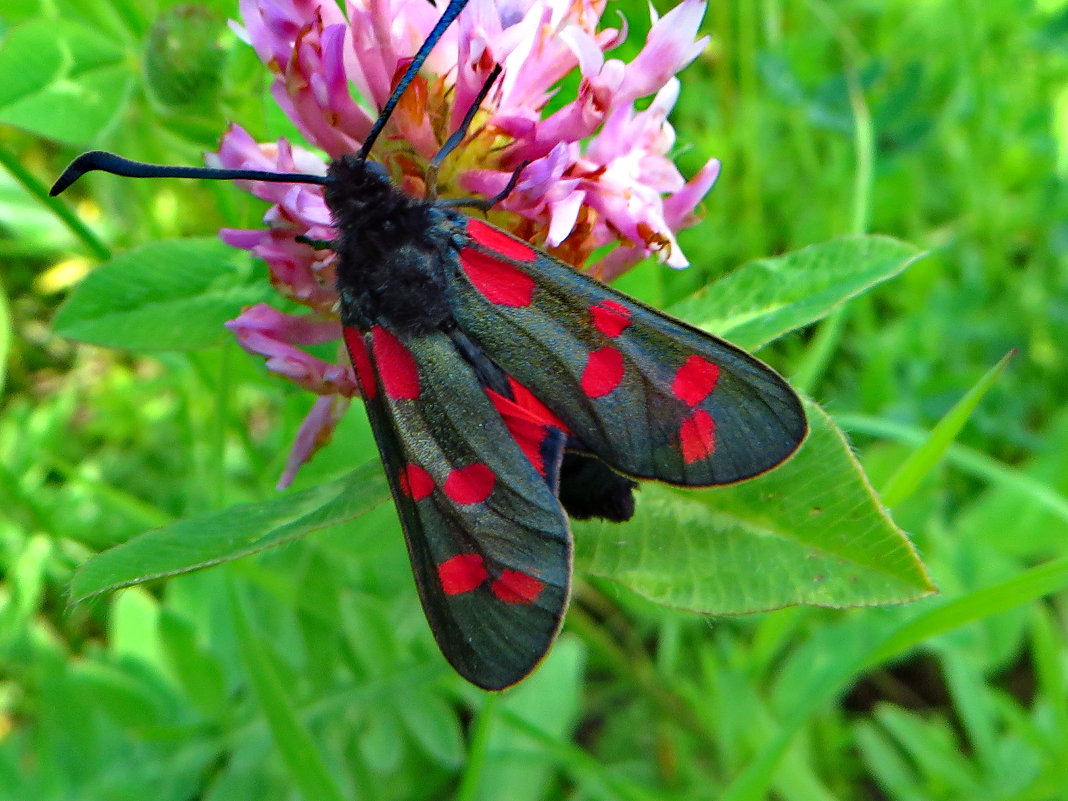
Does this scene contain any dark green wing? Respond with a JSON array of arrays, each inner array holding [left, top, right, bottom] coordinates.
[[343, 324, 571, 691], [445, 217, 807, 487]]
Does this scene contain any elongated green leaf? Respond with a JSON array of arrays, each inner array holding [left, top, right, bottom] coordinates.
[[53, 238, 273, 349], [0, 19, 132, 143], [722, 555, 1068, 801], [393, 690, 465, 768], [669, 235, 923, 351], [70, 462, 390, 603], [472, 640, 585, 801], [837, 413, 1068, 527], [575, 401, 934, 613], [880, 350, 1016, 507], [228, 583, 349, 801], [0, 275, 10, 398]]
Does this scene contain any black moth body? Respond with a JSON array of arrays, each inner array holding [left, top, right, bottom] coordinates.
[[50, 0, 806, 690]]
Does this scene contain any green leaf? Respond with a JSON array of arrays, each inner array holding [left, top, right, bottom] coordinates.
[[159, 610, 228, 721], [575, 401, 934, 613], [144, 6, 226, 108], [0, 19, 133, 144], [0, 274, 10, 397], [668, 235, 924, 351], [394, 690, 465, 768], [879, 350, 1016, 507], [53, 238, 273, 350], [837, 413, 1068, 528], [722, 555, 1068, 801], [72, 661, 167, 728], [471, 640, 585, 801], [228, 582, 349, 801], [70, 462, 390, 603]]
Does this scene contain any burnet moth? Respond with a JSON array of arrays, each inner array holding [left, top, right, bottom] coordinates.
[[51, 0, 806, 690]]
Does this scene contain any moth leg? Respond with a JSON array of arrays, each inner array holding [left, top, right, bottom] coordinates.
[[438, 160, 529, 212], [295, 234, 337, 250], [424, 64, 503, 202]]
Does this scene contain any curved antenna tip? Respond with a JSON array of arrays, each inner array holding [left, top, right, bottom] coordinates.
[[49, 149, 331, 195], [50, 151, 104, 196]]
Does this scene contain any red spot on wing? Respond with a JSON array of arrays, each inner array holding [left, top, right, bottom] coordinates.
[[443, 464, 496, 504], [680, 409, 715, 463], [673, 355, 720, 406], [398, 463, 434, 501], [343, 327, 377, 400], [465, 218, 536, 262], [371, 326, 420, 399], [438, 554, 489, 595], [486, 377, 569, 477], [491, 570, 544, 604], [459, 248, 536, 307], [505, 377, 568, 432], [580, 346, 625, 398], [591, 300, 631, 337]]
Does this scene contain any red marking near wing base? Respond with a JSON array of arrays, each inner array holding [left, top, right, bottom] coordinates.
[[443, 464, 496, 504], [371, 326, 420, 399], [505, 377, 569, 431], [672, 355, 720, 406], [486, 377, 569, 477], [580, 346, 625, 398], [398, 463, 435, 501], [438, 554, 489, 595], [343, 327, 377, 400], [459, 248, 536, 307], [491, 570, 544, 604], [590, 299, 632, 338], [680, 409, 715, 463], [466, 218, 536, 262]]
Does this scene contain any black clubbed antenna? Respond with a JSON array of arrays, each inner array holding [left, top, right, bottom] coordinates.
[[357, 0, 470, 160], [50, 150, 330, 196]]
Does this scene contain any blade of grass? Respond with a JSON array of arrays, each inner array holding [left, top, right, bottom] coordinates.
[[227, 578, 349, 801], [455, 693, 498, 801], [722, 555, 1068, 801], [834, 413, 1068, 525], [0, 142, 110, 261], [497, 708, 663, 801], [790, 308, 845, 395], [878, 350, 1016, 507], [788, 0, 874, 396], [0, 274, 10, 398]]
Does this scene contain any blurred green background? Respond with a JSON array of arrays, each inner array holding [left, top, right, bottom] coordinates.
[[2, 0, 1068, 798]]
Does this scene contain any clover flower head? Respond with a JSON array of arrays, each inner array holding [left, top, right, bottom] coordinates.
[[217, 0, 720, 485]]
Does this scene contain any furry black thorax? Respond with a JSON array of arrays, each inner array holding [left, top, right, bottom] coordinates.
[[326, 155, 456, 334]]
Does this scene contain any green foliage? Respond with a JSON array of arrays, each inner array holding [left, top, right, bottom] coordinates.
[[667, 235, 923, 351], [3, 0, 1068, 799], [54, 238, 270, 349], [578, 402, 933, 613]]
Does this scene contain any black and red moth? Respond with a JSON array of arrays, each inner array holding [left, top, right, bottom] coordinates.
[[51, 0, 805, 690]]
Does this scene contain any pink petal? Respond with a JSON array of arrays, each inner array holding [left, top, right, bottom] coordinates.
[[226, 306, 356, 395], [278, 394, 351, 489], [664, 157, 721, 228], [547, 190, 586, 246], [616, 0, 709, 104]]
